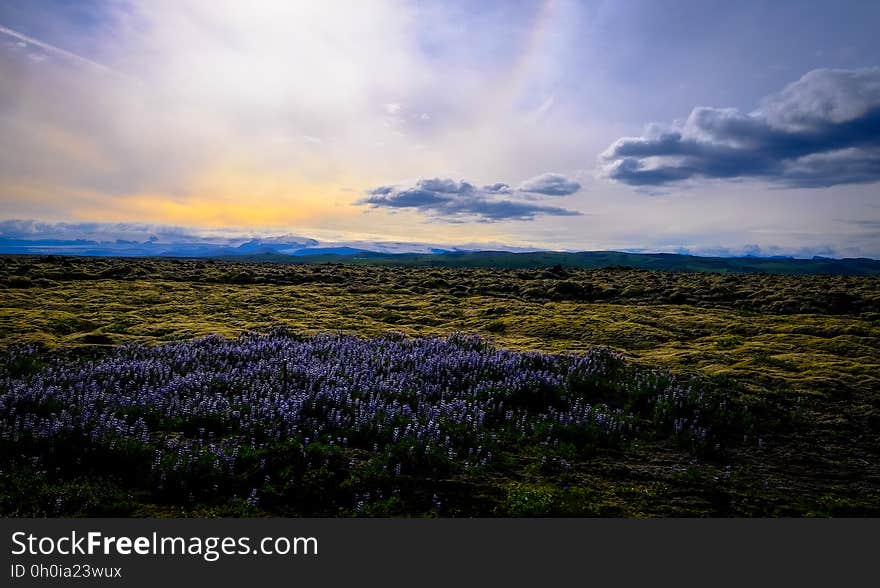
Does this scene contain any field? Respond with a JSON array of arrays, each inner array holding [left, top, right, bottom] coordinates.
[[218, 249, 880, 275], [2, 255, 879, 516]]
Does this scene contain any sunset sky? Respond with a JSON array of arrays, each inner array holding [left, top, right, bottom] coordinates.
[[1, 0, 879, 256]]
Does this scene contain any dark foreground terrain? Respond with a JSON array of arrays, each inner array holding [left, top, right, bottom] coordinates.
[[1, 255, 879, 516]]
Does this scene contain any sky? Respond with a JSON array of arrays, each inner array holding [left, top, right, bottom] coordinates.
[[1, 0, 879, 257]]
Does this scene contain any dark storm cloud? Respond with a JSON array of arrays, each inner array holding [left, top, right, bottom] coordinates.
[[360, 175, 582, 221], [601, 68, 880, 188]]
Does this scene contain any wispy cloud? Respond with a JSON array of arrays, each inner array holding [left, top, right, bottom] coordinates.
[[0, 23, 121, 77]]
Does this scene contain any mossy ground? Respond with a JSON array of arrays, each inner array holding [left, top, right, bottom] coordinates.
[[1, 256, 879, 516]]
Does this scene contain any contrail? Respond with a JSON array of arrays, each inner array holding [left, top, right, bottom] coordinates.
[[0, 23, 121, 76]]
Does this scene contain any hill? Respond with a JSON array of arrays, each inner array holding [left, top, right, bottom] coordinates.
[[217, 250, 880, 275]]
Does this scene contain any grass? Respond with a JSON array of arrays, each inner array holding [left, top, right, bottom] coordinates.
[[3, 278, 876, 396], [1, 255, 879, 516], [212, 250, 880, 275]]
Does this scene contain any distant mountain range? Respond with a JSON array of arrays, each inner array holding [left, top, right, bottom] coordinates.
[[0, 219, 467, 257], [0, 235, 451, 258], [2, 234, 879, 275], [0, 236, 320, 258]]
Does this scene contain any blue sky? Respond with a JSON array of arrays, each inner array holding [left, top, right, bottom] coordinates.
[[1, 0, 879, 257]]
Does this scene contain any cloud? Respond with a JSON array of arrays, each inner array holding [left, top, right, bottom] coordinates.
[[516, 172, 581, 195], [359, 174, 582, 221], [843, 218, 880, 230], [483, 182, 512, 194], [0, 23, 122, 77], [601, 68, 880, 188]]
